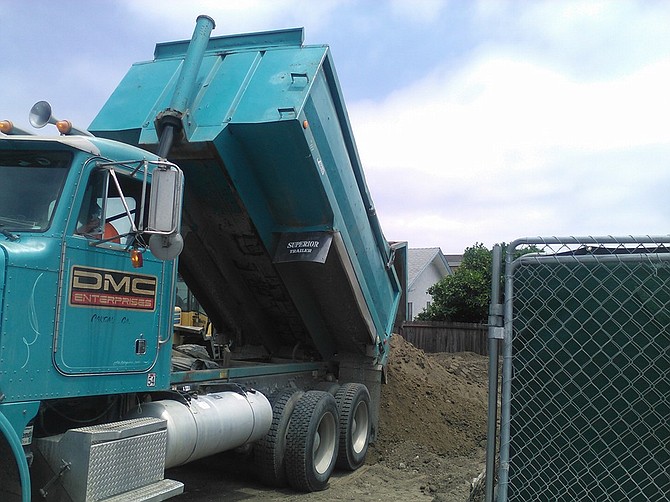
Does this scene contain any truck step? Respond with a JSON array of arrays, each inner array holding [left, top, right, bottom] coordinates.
[[35, 417, 173, 502], [100, 478, 184, 502]]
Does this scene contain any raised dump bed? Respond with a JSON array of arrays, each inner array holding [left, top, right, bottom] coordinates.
[[90, 27, 405, 364]]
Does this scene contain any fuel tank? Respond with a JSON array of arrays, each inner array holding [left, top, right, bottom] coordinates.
[[128, 388, 272, 468]]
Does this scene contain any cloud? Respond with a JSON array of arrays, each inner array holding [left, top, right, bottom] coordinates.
[[477, 0, 670, 75], [119, 0, 346, 35], [390, 0, 448, 24], [350, 52, 670, 251]]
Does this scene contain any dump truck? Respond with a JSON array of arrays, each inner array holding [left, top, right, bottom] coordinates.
[[0, 16, 406, 501]]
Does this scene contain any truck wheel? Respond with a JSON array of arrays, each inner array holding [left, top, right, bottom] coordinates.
[[285, 391, 339, 492], [254, 389, 303, 487], [335, 383, 371, 470], [0, 434, 22, 502]]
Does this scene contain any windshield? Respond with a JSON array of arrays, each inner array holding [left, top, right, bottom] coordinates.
[[0, 150, 72, 231]]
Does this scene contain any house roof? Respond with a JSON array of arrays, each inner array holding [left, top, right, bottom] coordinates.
[[407, 247, 451, 287], [444, 254, 463, 270]]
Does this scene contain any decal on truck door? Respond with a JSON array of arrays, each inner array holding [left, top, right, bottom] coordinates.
[[69, 265, 157, 311]]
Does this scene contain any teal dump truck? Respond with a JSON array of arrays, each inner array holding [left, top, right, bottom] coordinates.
[[0, 16, 406, 501]]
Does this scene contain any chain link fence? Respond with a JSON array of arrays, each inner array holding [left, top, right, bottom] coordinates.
[[493, 237, 669, 502]]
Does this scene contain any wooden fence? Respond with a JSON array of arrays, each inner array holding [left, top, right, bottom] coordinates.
[[400, 321, 489, 355]]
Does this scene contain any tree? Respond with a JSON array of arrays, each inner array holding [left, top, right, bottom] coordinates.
[[416, 243, 492, 323], [416, 242, 540, 323]]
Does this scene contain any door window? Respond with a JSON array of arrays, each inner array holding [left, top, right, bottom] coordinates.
[[75, 168, 146, 245]]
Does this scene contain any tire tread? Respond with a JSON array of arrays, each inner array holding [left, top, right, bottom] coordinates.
[[335, 383, 371, 470], [285, 391, 338, 492], [255, 389, 303, 486]]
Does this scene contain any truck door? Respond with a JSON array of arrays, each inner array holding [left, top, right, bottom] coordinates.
[[56, 166, 166, 375]]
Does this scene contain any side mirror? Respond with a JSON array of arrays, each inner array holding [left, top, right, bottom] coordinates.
[[148, 165, 183, 234]]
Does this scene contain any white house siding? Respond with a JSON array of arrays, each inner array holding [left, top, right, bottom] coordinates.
[[407, 248, 452, 320], [409, 262, 445, 318]]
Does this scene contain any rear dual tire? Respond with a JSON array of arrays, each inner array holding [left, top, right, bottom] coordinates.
[[335, 383, 371, 471], [256, 383, 372, 492], [255, 389, 304, 487], [285, 391, 339, 492]]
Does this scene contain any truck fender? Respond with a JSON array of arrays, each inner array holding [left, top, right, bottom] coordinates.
[[0, 411, 31, 502]]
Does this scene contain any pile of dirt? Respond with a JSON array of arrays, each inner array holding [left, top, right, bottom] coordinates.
[[376, 334, 488, 455], [368, 334, 490, 500]]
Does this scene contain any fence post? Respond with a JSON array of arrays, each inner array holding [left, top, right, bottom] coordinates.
[[485, 244, 504, 502]]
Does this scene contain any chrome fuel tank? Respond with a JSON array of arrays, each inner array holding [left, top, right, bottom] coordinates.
[[129, 389, 272, 468]]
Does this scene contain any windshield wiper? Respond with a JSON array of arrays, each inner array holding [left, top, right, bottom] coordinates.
[[0, 224, 19, 242]]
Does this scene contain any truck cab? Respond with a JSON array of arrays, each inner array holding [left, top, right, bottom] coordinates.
[[0, 135, 182, 501]]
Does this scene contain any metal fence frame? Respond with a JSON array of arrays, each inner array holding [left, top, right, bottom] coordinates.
[[488, 236, 670, 502]]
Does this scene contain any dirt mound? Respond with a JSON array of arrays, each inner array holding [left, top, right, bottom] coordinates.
[[364, 334, 489, 500], [375, 334, 488, 456]]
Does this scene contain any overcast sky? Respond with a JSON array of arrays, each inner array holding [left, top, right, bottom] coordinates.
[[3, 1, 670, 252]]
